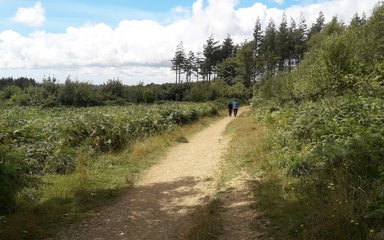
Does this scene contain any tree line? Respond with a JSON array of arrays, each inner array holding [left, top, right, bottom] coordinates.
[[171, 11, 367, 88], [0, 11, 368, 107], [0, 76, 250, 107]]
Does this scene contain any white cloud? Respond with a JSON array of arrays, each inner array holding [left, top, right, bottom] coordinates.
[[274, 0, 284, 4], [0, 0, 381, 84], [171, 6, 190, 15], [12, 1, 45, 27]]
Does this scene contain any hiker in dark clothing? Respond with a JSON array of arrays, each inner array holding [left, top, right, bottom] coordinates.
[[227, 101, 233, 116]]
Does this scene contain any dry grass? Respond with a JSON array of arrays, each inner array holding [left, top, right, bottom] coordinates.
[[220, 110, 267, 185], [187, 198, 223, 240]]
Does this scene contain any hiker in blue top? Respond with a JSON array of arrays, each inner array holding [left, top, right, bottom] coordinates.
[[233, 99, 239, 117]]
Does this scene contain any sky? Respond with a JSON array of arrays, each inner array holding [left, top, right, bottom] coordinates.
[[0, 0, 381, 85]]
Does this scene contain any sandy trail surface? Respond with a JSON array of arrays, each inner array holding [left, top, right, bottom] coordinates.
[[55, 107, 253, 240]]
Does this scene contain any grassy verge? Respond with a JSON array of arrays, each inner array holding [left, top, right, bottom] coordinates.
[[218, 109, 287, 239], [0, 113, 223, 240], [187, 198, 223, 240], [186, 109, 270, 240], [219, 109, 266, 186]]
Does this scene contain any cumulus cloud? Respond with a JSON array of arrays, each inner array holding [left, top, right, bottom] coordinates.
[[0, 0, 381, 84], [12, 1, 45, 27]]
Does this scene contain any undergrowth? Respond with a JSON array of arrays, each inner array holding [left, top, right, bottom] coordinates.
[[252, 96, 384, 240], [0, 113, 222, 239]]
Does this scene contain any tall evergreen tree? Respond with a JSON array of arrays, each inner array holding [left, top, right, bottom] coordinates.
[[288, 19, 297, 70], [287, 14, 308, 69], [277, 13, 290, 71], [202, 36, 220, 81], [236, 41, 255, 87], [349, 13, 367, 28], [220, 34, 235, 60], [184, 51, 197, 82], [262, 19, 278, 74], [171, 42, 186, 84], [195, 52, 204, 81], [309, 11, 325, 38], [296, 13, 308, 64], [253, 17, 265, 79], [253, 17, 264, 57], [323, 16, 345, 36]]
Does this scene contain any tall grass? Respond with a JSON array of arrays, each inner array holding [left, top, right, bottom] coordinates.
[[0, 103, 220, 239], [251, 96, 384, 239]]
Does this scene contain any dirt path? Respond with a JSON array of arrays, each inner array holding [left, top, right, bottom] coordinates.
[[55, 107, 251, 240]]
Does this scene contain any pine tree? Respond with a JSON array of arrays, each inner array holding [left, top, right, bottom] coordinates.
[[253, 17, 263, 57], [202, 36, 220, 81], [184, 51, 197, 82], [171, 42, 186, 84], [309, 11, 325, 38], [235, 41, 255, 87], [277, 13, 290, 71], [253, 17, 265, 79], [323, 16, 345, 36], [220, 34, 235, 60], [288, 19, 297, 70], [349, 13, 366, 28], [195, 52, 204, 81], [262, 19, 278, 74], [296, 13, 308, 64]]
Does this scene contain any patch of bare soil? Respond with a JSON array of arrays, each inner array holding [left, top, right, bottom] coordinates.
[[54, 108, 249, 240], [218, 173, 261, 240]]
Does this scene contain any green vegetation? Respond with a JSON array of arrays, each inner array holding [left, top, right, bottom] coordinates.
[[0, 77, 251, 107], [0, 102, 219, 239], [250, 4, 384, 239], [1, 3, 383, 239]]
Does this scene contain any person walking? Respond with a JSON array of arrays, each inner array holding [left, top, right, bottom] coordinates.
[[233, 99, 239, 117], [227, 101, 233, 116]]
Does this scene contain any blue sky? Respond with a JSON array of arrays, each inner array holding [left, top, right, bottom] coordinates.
[[1, 0, 298, 35], [0, 0, 380, 84]]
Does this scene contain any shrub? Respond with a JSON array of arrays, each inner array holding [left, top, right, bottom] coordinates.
[[58, 79, 101, 107], [0, 147, 23, 213]]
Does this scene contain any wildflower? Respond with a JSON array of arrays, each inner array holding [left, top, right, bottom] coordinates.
[[370, 229, 375, 233], [350, 219, 355, 223]]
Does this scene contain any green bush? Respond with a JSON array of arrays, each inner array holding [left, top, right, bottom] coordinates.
[[58, 79, 101, 107], [187, 82, 218, 102], [0, 147, 23, 213]]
